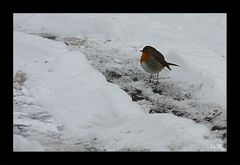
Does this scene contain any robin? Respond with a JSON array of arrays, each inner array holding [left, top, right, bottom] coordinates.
[[140, 46, 179, 83]]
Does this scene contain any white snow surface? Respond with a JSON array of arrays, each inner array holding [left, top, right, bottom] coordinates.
[[14, 134, 44, 151], [13, 14, 226, 151]]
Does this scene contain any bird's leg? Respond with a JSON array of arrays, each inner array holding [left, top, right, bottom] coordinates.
[[155, 73, 159, 84], [148, 74, 152, 83]]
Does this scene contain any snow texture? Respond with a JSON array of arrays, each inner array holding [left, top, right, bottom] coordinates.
[[13, 14, 226, 151]]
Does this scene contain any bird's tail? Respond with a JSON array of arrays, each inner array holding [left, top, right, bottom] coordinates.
[[166, 62, 179, 71], [168, 62, 179, 67]]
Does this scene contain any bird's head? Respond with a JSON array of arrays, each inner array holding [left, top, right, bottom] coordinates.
[[140, 46, 155, 54]]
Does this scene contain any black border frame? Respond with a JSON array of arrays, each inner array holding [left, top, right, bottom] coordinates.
[[1, 0, 240, 164]]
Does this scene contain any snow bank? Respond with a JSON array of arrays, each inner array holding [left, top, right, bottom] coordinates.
[[14, 134, 44, 151], [13, 31, 223, 151]]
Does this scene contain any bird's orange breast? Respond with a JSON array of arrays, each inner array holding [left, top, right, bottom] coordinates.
[[140, 52, 150, 63]]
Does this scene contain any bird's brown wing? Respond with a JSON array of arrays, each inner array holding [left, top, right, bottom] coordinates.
[[152, 50, 172, 70], [152, 50, 169, 66]]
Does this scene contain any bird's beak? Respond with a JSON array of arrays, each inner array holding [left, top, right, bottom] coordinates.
[[140, 50, 143, 52]]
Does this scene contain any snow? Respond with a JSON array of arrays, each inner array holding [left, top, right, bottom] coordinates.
[[14, 134, 44, 151], [13, 14, 226, 151]]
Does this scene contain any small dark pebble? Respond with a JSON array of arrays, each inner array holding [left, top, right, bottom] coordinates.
[[122, 88, 129, 92], [131, 93, 144, 102], [193, 118, 201, 123], [166, 106, 173, 110], [173, 97, 185, 101], [47, 36, 56, 40], [40, 33, 57, 40], [106, 70, 122, 79], [135, 89, 142, 95], [107, 79, 114, 83], [153, 88, 162, 95], [184, 93, 192, 99], [172, 110, 186, 117], [133, 77, 138, 82], [211, 125, 226, 131], [204, 116, 213, 122], [129, 89, 144, 101], [104, 39, 111, 44], [222, 133, 227, 140], [149, 109, 155, 114]]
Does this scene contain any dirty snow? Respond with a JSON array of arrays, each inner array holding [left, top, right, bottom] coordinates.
[[13, 14, 226, 151]]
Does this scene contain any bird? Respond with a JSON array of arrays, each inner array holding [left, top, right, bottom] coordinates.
[[140, 45, 179, 83]]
